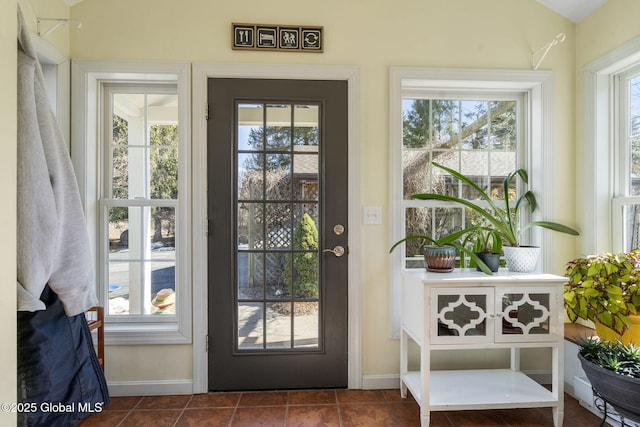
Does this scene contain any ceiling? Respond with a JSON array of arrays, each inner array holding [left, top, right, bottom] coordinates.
[[536, 0, 609, 22]]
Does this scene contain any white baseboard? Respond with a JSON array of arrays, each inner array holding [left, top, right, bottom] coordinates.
[[107, 380, 193, 397], [361, 374, 400, 390]]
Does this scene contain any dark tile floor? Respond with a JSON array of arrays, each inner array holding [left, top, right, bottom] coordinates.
[[76, 389, 610, 426]]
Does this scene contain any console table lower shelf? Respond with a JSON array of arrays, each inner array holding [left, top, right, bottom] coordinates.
[[403, 369, 559, 410]]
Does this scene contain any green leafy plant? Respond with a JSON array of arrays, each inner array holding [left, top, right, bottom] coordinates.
[[411, 162, 580, 247], [577, 336, 640, 379], [564, 250, 640, 335], [389, 228, 494, 275]]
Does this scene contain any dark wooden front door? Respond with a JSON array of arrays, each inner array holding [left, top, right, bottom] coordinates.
[[207, 78, 349, 390]]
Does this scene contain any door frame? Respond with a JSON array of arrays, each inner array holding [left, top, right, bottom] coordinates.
[[191, 63, 361, 393]]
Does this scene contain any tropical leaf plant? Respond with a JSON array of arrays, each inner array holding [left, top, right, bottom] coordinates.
[[411, 162, 580, 247]]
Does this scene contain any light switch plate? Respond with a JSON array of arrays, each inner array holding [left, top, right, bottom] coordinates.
[[363, 206, 382, 225]]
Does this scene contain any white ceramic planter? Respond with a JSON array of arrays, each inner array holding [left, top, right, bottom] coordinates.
[[503, 246, 540, 272]]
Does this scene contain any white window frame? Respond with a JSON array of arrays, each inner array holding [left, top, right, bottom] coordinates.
[[72, 60, 191, 344], [583, 36, 640, 255], [612, 65, 640, 251], [389, 67, 555, 337]]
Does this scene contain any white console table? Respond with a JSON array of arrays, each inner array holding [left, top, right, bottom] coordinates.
[[400, 269, 565, 426]]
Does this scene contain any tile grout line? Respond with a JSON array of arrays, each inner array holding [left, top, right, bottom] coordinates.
[[116, 396, 144, 427], [171, 394, 195, 427]]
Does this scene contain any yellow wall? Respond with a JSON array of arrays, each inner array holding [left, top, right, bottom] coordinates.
[[67, 0, 580, 383], [3, 0, 17, 424]]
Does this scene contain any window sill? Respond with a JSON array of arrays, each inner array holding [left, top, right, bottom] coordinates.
[[564, 322, 596, 345], [105, 322, 191, 345]]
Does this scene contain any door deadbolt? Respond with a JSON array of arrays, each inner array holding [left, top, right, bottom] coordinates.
[[333, 224, 345, 235]]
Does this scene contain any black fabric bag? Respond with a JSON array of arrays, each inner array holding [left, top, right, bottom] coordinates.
[[17, 286, 109, 427]]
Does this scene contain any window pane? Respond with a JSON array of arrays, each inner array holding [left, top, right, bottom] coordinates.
[[238, 203, 264, 250], [266, 104, 291, 150], [266, 302, 291, 349], [238, 103, 264, 151], [265, 252, 290, 299], [294, 302, 319, 348], [111, 92, 179, 200], [401, 96, 519, 268], [150, 147, 178, 199], [265, 154, 292, 200], [238, 252, 264, 300], [293, 104, 319, 148], [293, 153, 318, 201], [266, 203, 292, 249], [238, 152, 264, 200], [622, 204, 640, 251], [111, 145, 130, 199], [490, 101, 517, 150], [461, 100, 488, 149], [106, 205, 176, 316], [238, 302, 264, 349], [629, 77, 640, 196]]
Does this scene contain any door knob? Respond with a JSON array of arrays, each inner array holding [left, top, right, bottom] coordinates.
[[323, 245, 345, 257]]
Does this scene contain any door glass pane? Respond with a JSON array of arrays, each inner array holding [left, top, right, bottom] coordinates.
[[266, 104, 291, 150], [238, 103, 264, 151], [238, 252, 264, 300], [238, 152, 264, 200], [238, 302, 264, 349], [265, 154, 291, 200], [266, 203, 292, 249], [294, 302, 319, 348], [238, 203, 264, 250], [235, 102, 321, 351], [266, 303, 291, 349], [265, 252, 290, 299], [293, 105, 319, 148]]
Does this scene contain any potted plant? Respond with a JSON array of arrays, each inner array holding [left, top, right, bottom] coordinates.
[[564, 250, 640, 344], [461, 224, 503, 273], [389, 229, 494, 274], [411, 162, 580, 272], [576, 337, 640, 423]]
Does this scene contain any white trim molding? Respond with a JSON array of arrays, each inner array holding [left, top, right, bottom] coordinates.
[[107, 379, 193, 397], [582, 36, 640, 255], [71, 60, 192, 345], [191, 63, 362, 393]]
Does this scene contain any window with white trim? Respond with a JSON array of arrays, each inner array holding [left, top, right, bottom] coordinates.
[[389, 68, 555, 336], [583, 36, 640, 255], [72, 61, 191, 344], [613, 66, 640, 251], [400, 95, 522, 268]]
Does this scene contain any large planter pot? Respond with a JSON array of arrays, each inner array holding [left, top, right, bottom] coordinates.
[[578, 352, 640, 423], [475, 252, 501, 273], [595, 314, 640, 345], [423, 245, 456, 273], [503, 246, 540, 272]]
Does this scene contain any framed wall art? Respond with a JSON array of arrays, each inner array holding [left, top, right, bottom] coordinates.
[[232, 23, 323, 52]]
